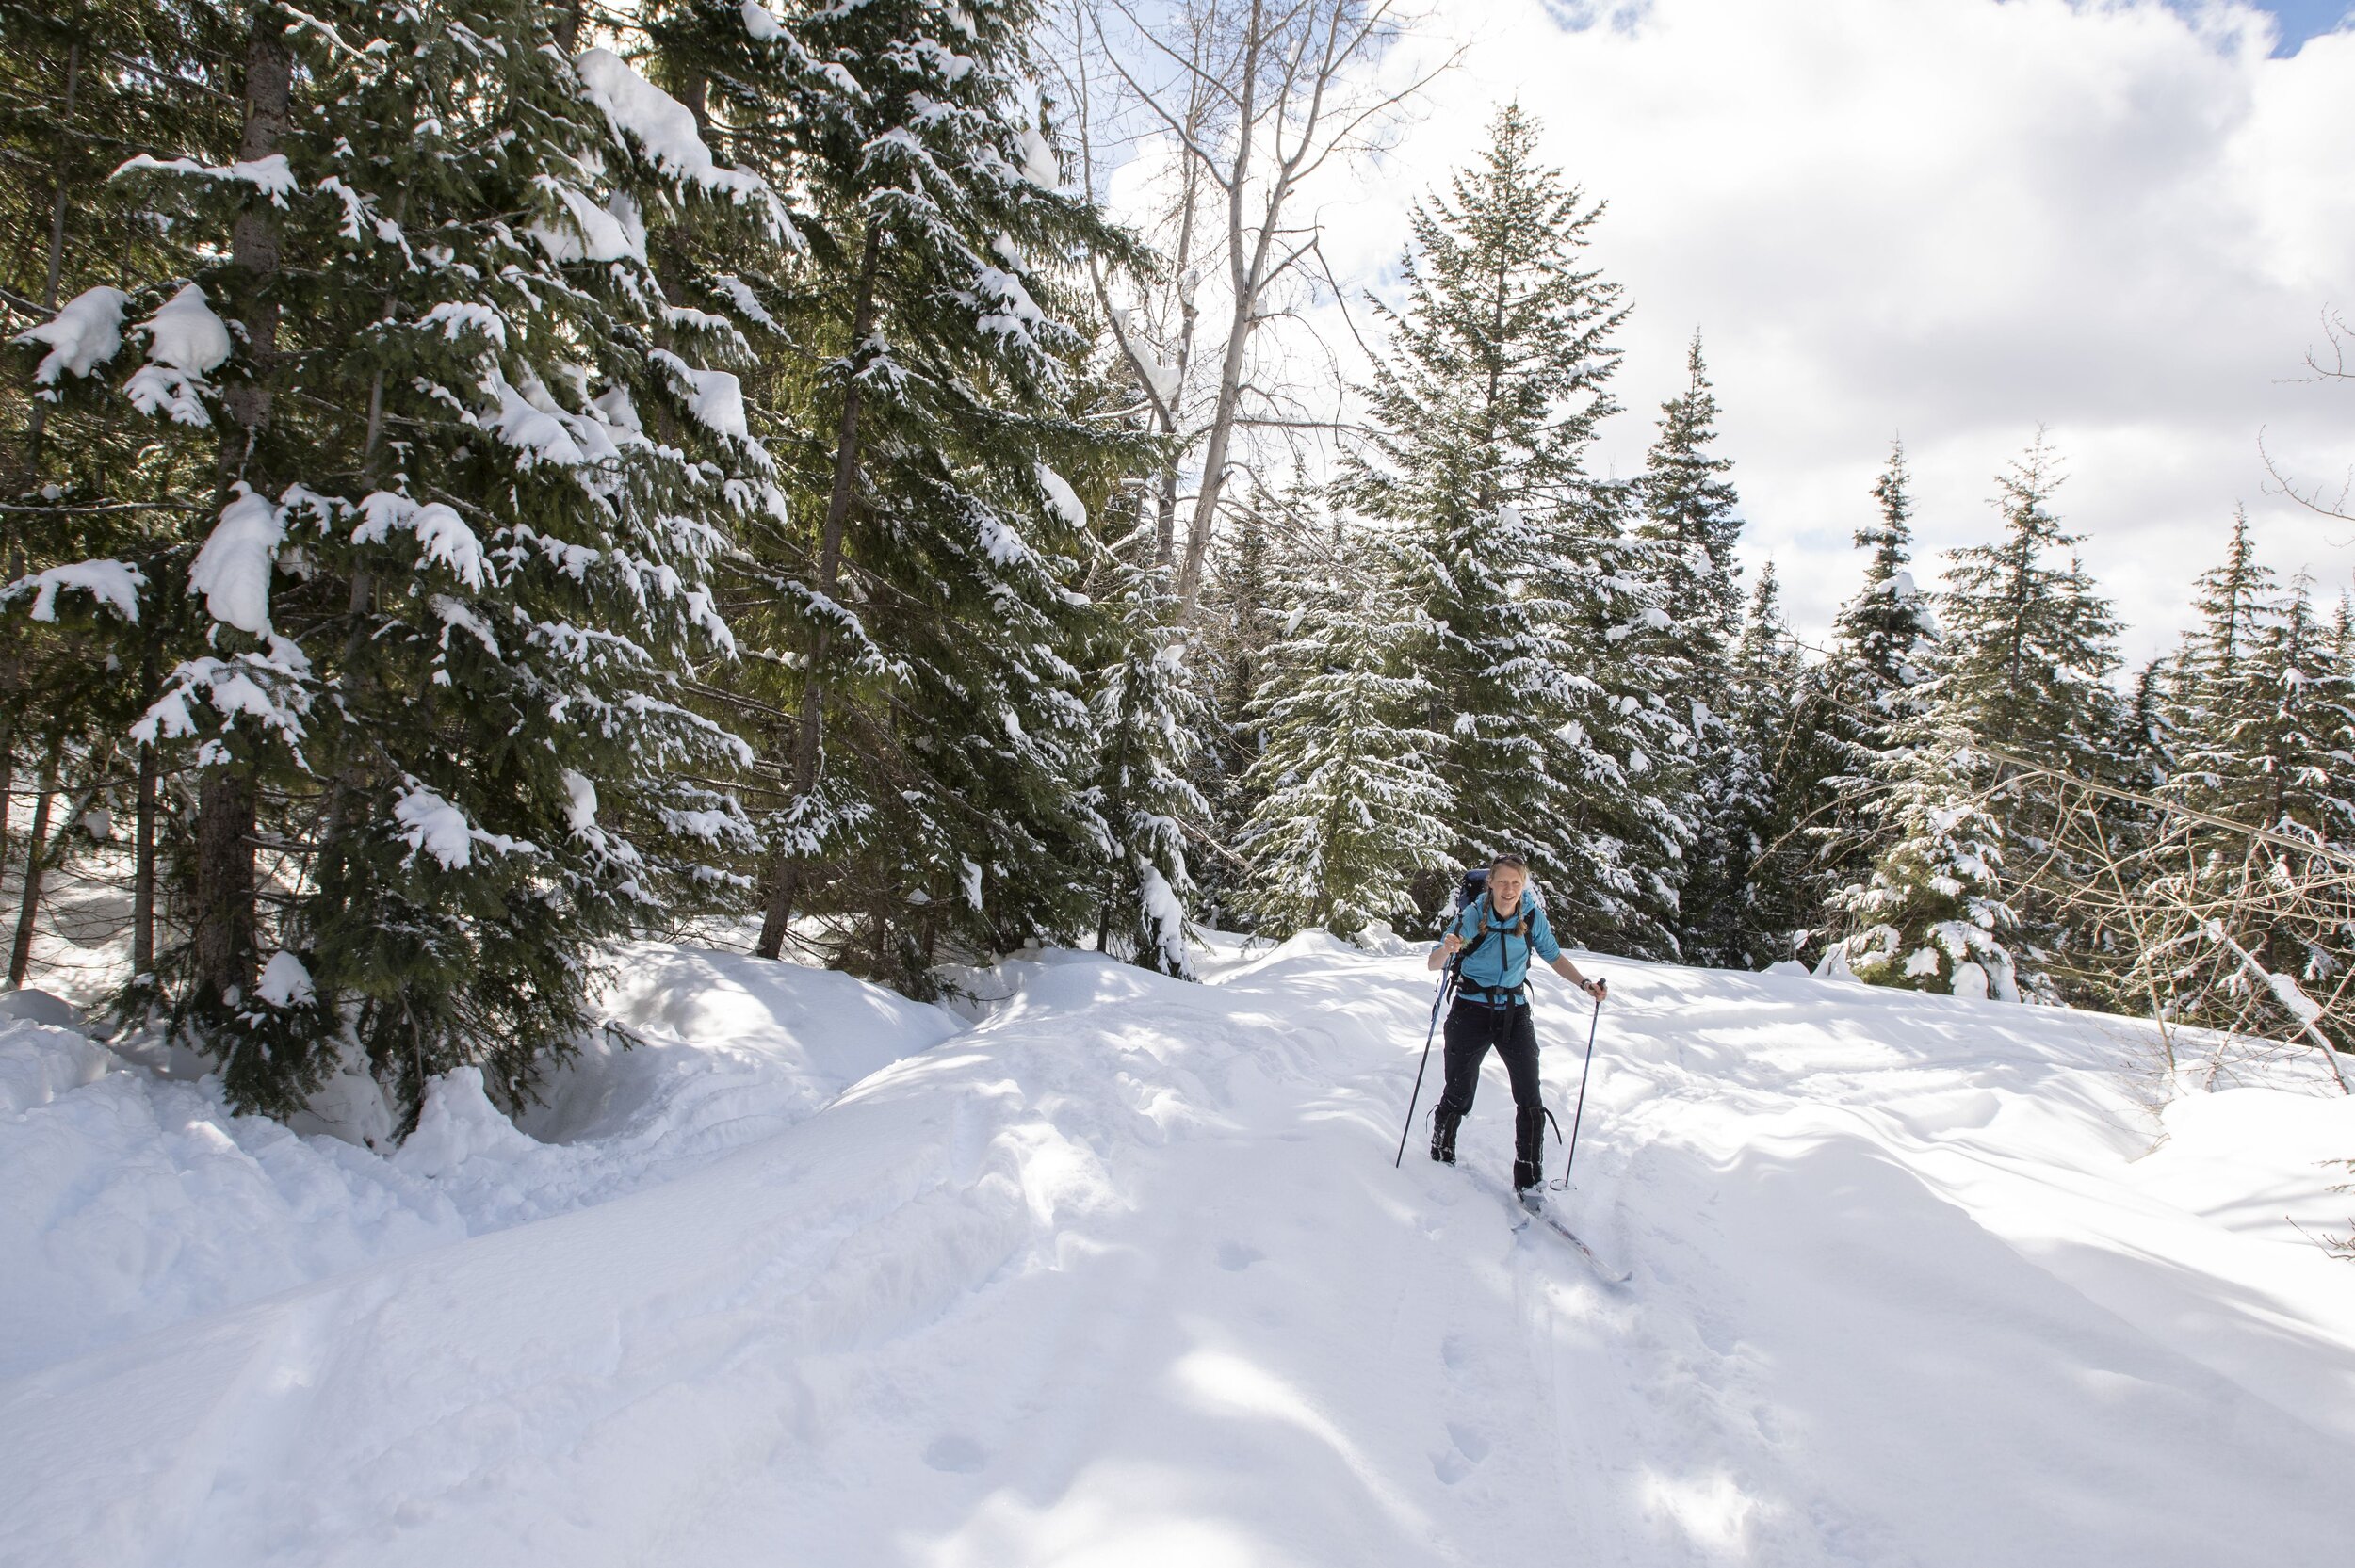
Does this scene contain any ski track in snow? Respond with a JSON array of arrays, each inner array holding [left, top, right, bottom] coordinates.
[[2, 937, 2351, 1565]]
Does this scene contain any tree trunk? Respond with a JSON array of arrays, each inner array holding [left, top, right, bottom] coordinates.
[[188, 17, 289, 1010], [8, 741, 60, 986], [24, 41, 79, 461], [0, 713, 15, 874], [755, 219, 884, 960], [133, 740, 158, 977], [191, 774, 256, 1003]]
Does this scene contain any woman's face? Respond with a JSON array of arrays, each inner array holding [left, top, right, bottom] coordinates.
[[1488, 866, 1526, 909]]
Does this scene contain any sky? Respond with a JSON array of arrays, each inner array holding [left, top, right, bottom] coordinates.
[[1281, 0, 2355, 664]]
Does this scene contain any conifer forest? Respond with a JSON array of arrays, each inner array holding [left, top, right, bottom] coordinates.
[[3, 0, 2351, 1136]]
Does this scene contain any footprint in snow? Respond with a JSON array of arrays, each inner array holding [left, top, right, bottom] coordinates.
[[923, 1435, 988, 1474], [1431, 1423, 1490, 1484], [1216, 1240, 1265, 1271]]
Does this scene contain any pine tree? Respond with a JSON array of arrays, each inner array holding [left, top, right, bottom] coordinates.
[[740, 0, 1151, 985], [10, 3, 785, 1123], [1236, 520, 1454, 940], [2164, 509, 2278, 816], [1796, 441, 1941, 948], [1086, 553, 1210, 978], [1341, 102, 1684, 951], [1830, 441, 1939, 732], [1835, 434, 2120, 999], [1699, 562, 1815, 965], [1639, 332, 1744, 664], [1639, 332, 1748, 961]]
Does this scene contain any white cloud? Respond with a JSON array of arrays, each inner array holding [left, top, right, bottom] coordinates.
[[1299, 0, 2355, 661]]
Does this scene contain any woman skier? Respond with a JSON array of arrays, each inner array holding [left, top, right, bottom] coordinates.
[[1426, 855, 1606, 1191]]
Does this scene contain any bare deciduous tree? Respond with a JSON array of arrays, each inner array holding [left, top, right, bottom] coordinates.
[[1061, 0, 1453, 612]]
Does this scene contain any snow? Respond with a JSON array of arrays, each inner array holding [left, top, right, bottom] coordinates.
[[187, 486, 284, 636], [573, 49, 780, 219], [15, 286, 125, 387], [1019, 124, 1061, 186], [113, 154, 297, 204], [740, 0, 782, 41], [393, 784, 532, 871], [2268, 969, 2324, 1027], [8, 559, 144, 623], [124, 283, 233, 426], [676, 360, 749, 441], [1, 944, 2350, 1564], [253, 950, 316, 1009], [561, 769, 599, 834], [1035, 461, 1086, 528], [528, 184, 646, 265]]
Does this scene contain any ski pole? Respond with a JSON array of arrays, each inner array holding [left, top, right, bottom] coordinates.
[[1559, 990, 1604, 1187], [1393, 961, 1458, 1168]]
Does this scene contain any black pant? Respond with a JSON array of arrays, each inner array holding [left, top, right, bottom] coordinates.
[[1437, 998, 1540, 1116]]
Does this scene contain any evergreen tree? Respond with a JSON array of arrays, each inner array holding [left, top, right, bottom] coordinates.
[[1796, 442, 1941, 948], [10, 3, 782, 1123], [1697, 562, 1815, 966], [1639, 332, 1745, 665], [1830, 441, 1939, 731], [1835, 435, 2120, 999], [740, 0, 1151, 985], [1086, 553, 1209, 977], [1236, 521, 1454, 940], [2163, 509, 2278, 816], [1638, 332, 1749, 961], [1193, 481, 1296, 932], [1341, 102, 1685, 951]]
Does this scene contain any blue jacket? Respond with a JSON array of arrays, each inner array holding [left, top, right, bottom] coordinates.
[[1448, 895, 1560, 1004]]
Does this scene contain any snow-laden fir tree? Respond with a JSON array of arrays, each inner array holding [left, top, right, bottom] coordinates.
[[1, 0, 243, 987], [1788, 441, 1942, 949], [1637, 333, 1755, 962], [740, 0, 1150, 983], [2160, 509, 2276, 817], [1834, 434, 2120, 1000], [1340, 102, 1687, 950], [20, 2, 779, 1123], [1235, 519, 1454, 941], [1828, 702, 2022, 1000], [1695, 562, 1817, 966], [1085, 545, 1210, 978], [1194, 482, 1296, 932]]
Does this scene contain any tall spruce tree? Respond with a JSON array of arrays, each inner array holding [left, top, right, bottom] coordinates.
[[5, 2, 788, 1123], [1701, 562, 1814, 966], [1639, 332, 1748, 961], [1086, 549, 1210, 978], [1341, 102, 1685, 950], [1236, 520, 1454, 940], [1796, 441, 1941, 946], [738, 0, 1150, 985], [1835, 435, 2120, 1000]]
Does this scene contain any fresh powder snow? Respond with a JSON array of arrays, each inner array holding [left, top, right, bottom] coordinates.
[[0, 936, 2347, 1566]]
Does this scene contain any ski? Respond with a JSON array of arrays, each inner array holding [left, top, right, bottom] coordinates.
[[1460, 1166, 1631, 1285]]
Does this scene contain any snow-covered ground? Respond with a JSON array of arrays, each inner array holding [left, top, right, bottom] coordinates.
[[1, 935, 2349, 1566]]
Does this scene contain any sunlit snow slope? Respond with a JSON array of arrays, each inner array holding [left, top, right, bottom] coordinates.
[[2, 937, 2349, 1567]]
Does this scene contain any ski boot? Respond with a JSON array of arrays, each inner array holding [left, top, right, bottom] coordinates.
[[1430, 1104, 1462, 1165]]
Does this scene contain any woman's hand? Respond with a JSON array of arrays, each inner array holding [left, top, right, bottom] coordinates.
[[1584, 977, 1608, 1001], [1441, 932, 1465, 957]]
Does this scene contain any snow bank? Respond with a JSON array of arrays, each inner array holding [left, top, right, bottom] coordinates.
[[3, 943, 2349, 1567], [0, 946, 958, 1385]]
